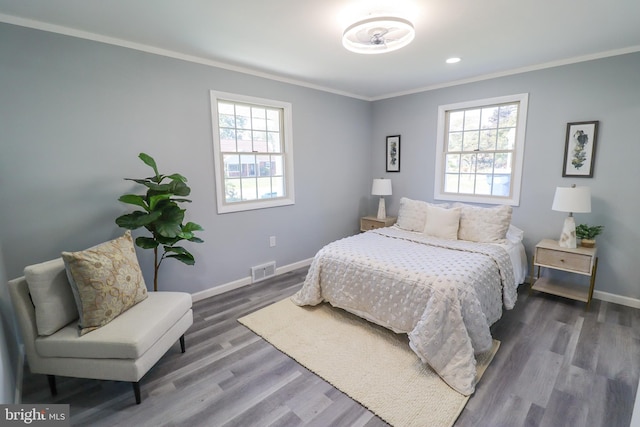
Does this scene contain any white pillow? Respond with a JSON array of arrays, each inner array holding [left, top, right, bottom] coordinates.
[[454, 203, 512, 242], [424, 205, 460, 240], [397, 197, 449, 232], [506, 224, 525, 243]]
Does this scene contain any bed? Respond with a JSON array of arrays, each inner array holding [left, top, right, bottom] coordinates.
[[291, 198, 527, 395]]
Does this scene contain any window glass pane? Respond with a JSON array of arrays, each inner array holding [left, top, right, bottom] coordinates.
[[225, 179, 241, 202], [267, 132, 281, 152], [459, 174, 476, 194], [475, 174, 492, 195], [223, 154, 240, 178], [476, 153, 494, 174], [266, 109, 280, 132], [239, 154, 256, 177], [219, 113, 235, 129], [479, 129, 496, 151], [498, 104, 518, 127], [237, 131, 252, 152], [271, 176, 284, 197], [447, 132, 462, 151], [241, 178, 257, 200], [460, 153, 476, 173], [445, 154, 460, 172], [236, 105, 251, 129], [491, 174, 511, 196], [462, 131, 479, 151], [257, 177, 273, 198], [463, 109, 481, 130], [253, 131, 267, 152], [252, 107, 266, 130], [271, 155, 284, 176], [449, 111, 464, 131], [497, 128, 516, 150], [444, 174, 459, 193], [257, 155, 273, 176], [480, 107, 499, 129], [219, 129, 236, 152], [495, 153, 512, 173]]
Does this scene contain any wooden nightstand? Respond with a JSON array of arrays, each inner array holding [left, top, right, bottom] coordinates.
[[531, 238, 599, 308], [360, 216, 397, 232]]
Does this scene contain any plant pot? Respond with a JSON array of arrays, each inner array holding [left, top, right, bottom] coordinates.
[[580, 239, 596, 248]]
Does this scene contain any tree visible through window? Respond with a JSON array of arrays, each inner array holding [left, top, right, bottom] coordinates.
[[210, 91, 294, 213], [434, 94, 529, 206]]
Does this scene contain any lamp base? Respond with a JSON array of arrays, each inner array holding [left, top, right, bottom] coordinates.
[[377, 197, 386, 220], [558, 216, 577, 249]]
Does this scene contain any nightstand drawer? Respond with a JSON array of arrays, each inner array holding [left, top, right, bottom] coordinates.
[[361, 218, 383, 230], [535, 247, 592, 273]]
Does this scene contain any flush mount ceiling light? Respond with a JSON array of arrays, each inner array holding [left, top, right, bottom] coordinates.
[[342, 16, 415, 54]]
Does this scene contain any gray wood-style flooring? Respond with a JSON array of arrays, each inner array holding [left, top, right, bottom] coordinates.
[[21, 267, 640, 426]]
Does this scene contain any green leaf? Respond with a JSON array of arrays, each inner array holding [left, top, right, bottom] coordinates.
[[188, 237, 204, 243], [115, 211, 162, 229], [139, 153, 159, 178], [166, 252, 195, 265], [118, 194, 149, 211], [166, 173, 187, 183], [155, 205, 185, 238], [183, 222, 204, 232], [135, 237, 159, 249], [170, 180, 191, 197], [149, 194, 172, 210]]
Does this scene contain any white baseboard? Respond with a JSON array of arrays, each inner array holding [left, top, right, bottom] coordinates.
[[593, 290, 640, 309], [191, 258, 313, 303]]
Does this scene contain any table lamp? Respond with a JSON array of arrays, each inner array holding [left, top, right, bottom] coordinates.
[[371, 178, 392, 220], [551, 184, 591, 248]]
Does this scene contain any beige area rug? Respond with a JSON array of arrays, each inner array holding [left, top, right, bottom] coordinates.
[[238, 298, 499, 427]]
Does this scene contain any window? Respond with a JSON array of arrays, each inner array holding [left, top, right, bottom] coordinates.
[[210, 91, 294, 213], [434, 93, 528, 206]]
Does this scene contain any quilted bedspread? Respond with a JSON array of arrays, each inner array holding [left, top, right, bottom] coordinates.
[[291, 226, 517, 395]]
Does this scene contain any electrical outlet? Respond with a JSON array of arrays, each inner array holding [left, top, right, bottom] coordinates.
[[269, 236, 276, 247]]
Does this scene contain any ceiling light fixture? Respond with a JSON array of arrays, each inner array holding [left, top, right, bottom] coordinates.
[[342, 16, 415, 54], [446, 57, 461, 64]]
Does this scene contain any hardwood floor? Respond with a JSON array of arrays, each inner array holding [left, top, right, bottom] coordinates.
[[21, 267, 640, 426]]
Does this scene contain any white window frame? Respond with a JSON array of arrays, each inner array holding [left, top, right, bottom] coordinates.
[[434, 93, 529, 206], [210, 91, 295, 214]]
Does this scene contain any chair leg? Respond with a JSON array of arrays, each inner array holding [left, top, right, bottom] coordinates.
[[132, 382, 141, 404], [180, 334, 186, 353], [47, 375, 57, 396]]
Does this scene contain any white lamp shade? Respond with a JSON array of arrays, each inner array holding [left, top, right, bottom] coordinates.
[[371, 179, 392, 196], [552, 186, 591, 213]]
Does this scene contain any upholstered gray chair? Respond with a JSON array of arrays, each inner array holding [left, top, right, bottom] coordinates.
[[8, 257, 193, 404]]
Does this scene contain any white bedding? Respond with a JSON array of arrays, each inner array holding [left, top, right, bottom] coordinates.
[[291, 226, 521, 395]]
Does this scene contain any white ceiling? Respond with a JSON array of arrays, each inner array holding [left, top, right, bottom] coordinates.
[[1, 0, 639, 100]]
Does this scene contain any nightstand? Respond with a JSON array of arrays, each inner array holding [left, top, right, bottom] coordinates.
[[360, 216, 397, 232], [531, 238, 599, 308]]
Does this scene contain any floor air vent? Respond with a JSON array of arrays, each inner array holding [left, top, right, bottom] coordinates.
[[251, 261, 276, 283]]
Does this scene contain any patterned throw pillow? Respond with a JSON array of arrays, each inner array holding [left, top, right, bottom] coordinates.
[[397, 197, 449, 232], [61, 231, 148, 336], [454, 203, 512, 242]]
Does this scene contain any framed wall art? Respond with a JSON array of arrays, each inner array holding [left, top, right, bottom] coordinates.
[[562, 121, 599, 177], [386, 135, 401, 172]]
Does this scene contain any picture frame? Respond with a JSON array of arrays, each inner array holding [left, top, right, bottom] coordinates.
[[562, 121, 599, 178], [386, 135, 401, 172]]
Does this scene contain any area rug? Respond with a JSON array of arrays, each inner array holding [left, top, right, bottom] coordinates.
[[238, 297, 499, 427]]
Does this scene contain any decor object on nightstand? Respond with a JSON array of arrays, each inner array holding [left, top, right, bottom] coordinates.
[[576, 224, 604, 248], [371, 178, 392, 220], [115, 153, 204, 291], [551, 184, 591, 249]]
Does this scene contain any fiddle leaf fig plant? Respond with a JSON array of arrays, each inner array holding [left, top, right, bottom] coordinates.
[[116, 153, 204, 291]]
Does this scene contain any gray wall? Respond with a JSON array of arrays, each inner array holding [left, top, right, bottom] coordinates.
[[372, 52, 640, 300], [0, 23, 372, 293], [0, 243, 18, 403]]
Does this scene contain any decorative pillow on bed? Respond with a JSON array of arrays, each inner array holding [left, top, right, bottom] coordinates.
[[506, 224, 525, 243], [454, 203, 512, 242], [397, 197, 448, 232], [423, 205, 460, 240], [61, 231, 148, 336]]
